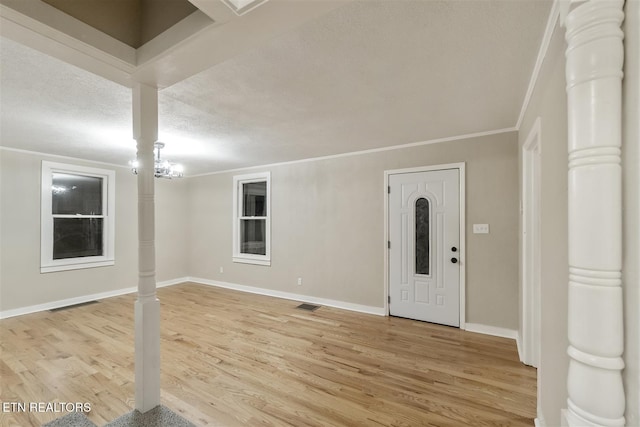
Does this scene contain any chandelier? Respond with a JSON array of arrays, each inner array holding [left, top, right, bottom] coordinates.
[[130, 142, 184, 179]]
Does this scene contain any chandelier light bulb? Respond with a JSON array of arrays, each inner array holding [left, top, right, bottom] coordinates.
[[130, 143, 183, 179]]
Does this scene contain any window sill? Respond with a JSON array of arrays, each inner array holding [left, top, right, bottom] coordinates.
[[41, 260, 115, 274], [233, 257, 271, 266]]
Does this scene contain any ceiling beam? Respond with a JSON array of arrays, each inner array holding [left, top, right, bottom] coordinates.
[[133, 0, 352, 89], [1, 0, 351, 90], [0, 0, 135, 87]]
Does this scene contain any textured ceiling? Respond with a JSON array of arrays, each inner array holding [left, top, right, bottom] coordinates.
[[0, 36, 136, 161], [0, 0, 552, 176]]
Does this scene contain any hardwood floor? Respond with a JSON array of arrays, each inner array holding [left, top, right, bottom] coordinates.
[[0, 283, 536, 426]]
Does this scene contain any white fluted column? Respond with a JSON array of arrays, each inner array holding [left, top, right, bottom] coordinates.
[[132, 83, 161, 413], [563, 1, 625, 426]]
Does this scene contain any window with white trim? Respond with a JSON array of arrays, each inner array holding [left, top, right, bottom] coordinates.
[[233, 171, 270, 266], [41, 161, 115, 273]]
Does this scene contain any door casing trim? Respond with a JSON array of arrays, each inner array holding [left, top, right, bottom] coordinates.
[[521, 117, 541, 368], [384, 163, 466, 329]]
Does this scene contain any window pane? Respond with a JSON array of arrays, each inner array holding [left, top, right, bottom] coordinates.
[[240, 219, 266, 255], [52, 173, 103, 215], [415, 198, 430, 275], [53, 218, 103, 259], [242, 181, 266, 217]]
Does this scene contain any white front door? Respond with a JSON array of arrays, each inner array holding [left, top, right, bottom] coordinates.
[[389, 168, 460, 327]]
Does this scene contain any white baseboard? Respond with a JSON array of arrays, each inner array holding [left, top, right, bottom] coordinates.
[[0, 277, 188, 319], [187, 277, 386, 316], [464, 322, 518, 340], [535, 415, 546, 427], [0, 286, 137, 319], [515, 330, 524, 361], [1, 278, 517, 342], [156, 277, 190, 288]]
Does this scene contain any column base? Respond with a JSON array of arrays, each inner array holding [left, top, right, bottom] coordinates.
[[565, 400, 625, 427], [135, 297, 161, 413]]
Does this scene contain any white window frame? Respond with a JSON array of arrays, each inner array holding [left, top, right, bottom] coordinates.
[[233, 171, 271, 266], [41, 161, 116, 273]]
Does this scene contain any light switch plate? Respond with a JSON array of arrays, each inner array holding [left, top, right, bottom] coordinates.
[[473, 224, 490, 234]]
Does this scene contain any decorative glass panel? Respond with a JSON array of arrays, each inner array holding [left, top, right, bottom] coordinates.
[[52, 173, 103, 215], [240, 219, 266, 255], [242, 182, 266, 217], [415, 197, 430, 275], [53, 218, 104, 259]]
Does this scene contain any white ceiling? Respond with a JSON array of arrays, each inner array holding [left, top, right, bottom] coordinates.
[[0, 0, 552, 176]]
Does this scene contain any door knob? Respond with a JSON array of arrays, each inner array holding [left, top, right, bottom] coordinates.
[[451, 247, 458, 252], [451, 258, 458, 264]]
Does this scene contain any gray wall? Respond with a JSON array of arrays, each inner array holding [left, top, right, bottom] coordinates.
[[188, 131, 520, 329], [518, 21, 568, 427], [156, 176, 189, 281], [0, 149, 188, 312]]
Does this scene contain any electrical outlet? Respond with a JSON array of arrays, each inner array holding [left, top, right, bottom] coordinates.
[[297, 277, 302, 286], [219, 267, 224, 273], [473, 224, 490, 234]]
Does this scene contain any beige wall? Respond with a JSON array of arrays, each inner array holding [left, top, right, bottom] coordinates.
[[0, 149, 138, 311], [188, 132, 520, 329], [0, 149, 188, 313], [623, 0, 640, 424], [518, 21, 568, 427], [156, 176, 189, 281]]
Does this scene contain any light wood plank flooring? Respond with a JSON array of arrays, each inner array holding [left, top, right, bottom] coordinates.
[[0, 283, 536, 426]]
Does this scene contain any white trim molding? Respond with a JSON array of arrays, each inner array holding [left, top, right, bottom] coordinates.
[[0, 277, 186, 320], [0, 146, 129, 170], [1, 277, 522, 346], [189, 278, 521, 344], [188, 277, 386, 316], [563, 0, 626, 425], [0, 287, 136, 320], [232, 171, 271, 266], [191, 129, 513, 178], [516, 1, 561, 129], [521, 117, 542, 368], [464, 323, 518, 340], [0, 2, 135, 87], [535, 413, 547, 427], [40, 161, 116, 273]]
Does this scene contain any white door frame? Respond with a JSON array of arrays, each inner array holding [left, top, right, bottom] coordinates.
[[521, 117, 541, 370], [384, 163, 466, 329]]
